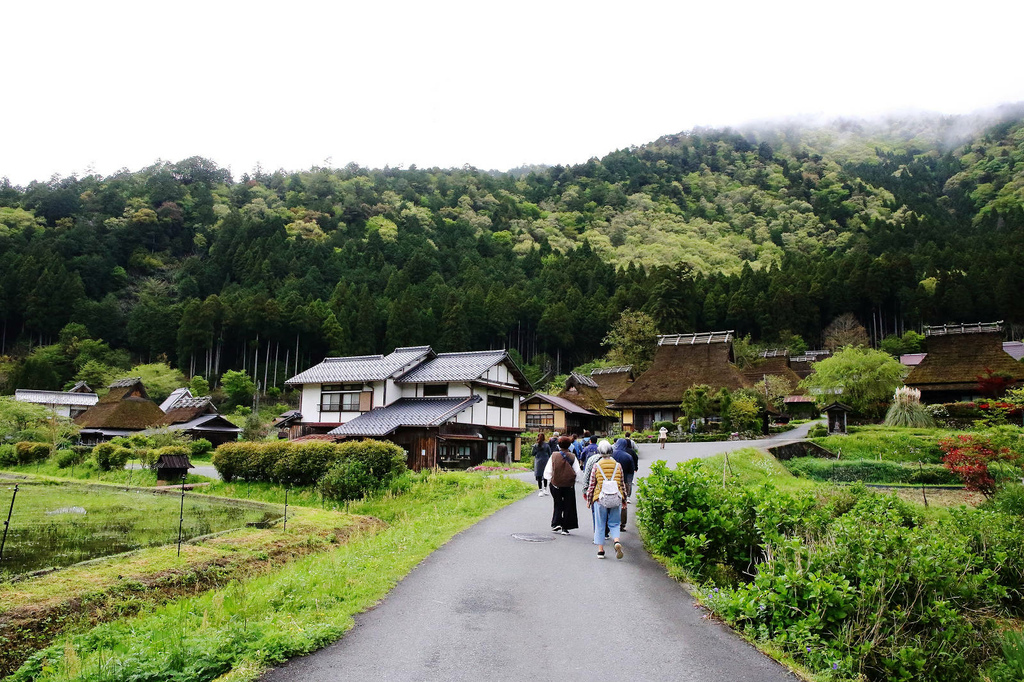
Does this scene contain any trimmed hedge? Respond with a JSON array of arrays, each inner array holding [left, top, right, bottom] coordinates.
[[189, 438, 213, 457], [55, 448, 88, 469], [211, 439, 407, 493], [14, 441, 50, 465], [784, 457, 959, 484]]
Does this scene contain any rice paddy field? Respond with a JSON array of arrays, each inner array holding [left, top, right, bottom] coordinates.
[[0, 481, 281, 576]]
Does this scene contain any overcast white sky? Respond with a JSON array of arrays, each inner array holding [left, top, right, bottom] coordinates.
[[3, 0, 1023, 185]]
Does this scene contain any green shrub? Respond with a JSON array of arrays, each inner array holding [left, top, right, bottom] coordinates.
[[14, 441, 50, 464], [642, 457, 1024, 681], [93, 442, 132, 471], [319, 440, 407, 502], [273, 441, 344, 487], [808, 423, 828, 438], [189, 438, 213, 457], [784, 457, 959, 484], [211, 442, 247, 482], [0, 444, 16, 467], [55, 448, 88, 469], [653, 421, 676, 432]]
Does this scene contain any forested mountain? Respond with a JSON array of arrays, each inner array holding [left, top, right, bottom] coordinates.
[[1, 107, 1023, 392]]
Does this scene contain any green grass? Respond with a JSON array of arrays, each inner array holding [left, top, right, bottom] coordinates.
[[809, 424, 970, 463], [0, 481, 279, 576], [2, 459, 211, 486], [7, 472, 532, 682], [695, 447, 818, 493]]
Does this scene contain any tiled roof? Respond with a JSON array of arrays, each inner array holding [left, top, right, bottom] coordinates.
[[568, 372, 598, 388], [658, 331, 734, 346], [154, 414, 242, 434], [1003, 341, 1024, 361], [900, 353, 928, 367], [159, 387, 192, 412], [784, 395, 816, 404], [15, 389, 99, 407], [286, 346, 433, 385], [109, 377, 143, 388], [526, 393, 596, 416], [329, 396, 480, 437], [396, 350, 508, 383]]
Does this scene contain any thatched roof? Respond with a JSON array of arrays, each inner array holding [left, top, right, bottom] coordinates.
[[615, 332, 748, 407], [741, 356, 804, 395], [558, 377, 617, 417], [589, 366, 634, 401], [75, 381, 166, 430], [906, 331, 1024, 392]]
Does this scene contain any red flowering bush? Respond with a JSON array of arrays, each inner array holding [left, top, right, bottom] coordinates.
[[939, 434, 1018, 497]]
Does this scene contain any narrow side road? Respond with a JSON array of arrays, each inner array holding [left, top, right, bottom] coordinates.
[[261, 427, 814, 682]]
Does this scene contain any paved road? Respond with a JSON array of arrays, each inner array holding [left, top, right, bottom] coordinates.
[[261, 425, 819, 682]]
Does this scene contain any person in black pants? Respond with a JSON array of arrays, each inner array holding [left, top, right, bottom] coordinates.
[[546, 435, 580, 534]]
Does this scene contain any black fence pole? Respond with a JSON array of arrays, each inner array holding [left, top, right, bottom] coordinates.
[[126, 457, 134, 491], [284, 487, 289, 532], [177, 474, 186, 557], [1, 485, 18, 565]]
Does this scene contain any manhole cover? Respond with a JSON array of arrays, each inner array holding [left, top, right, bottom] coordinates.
[[511, 533, 554, 543]]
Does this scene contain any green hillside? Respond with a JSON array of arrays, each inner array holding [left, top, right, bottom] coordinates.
[[1, 107, 1023, 391]]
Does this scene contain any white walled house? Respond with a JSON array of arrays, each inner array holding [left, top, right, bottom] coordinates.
[[284, 346, 530, 470], [15, 387, 99, 419]]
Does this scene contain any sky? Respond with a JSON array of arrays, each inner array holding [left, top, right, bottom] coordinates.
[[3, 0, 1023, 185]]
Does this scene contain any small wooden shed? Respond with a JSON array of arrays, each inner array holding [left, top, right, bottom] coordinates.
[[823, 402, 853, 435], [155, 453, 192, 483]]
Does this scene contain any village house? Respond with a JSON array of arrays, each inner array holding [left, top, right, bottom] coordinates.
[[150, 389, 241, 447], [74, 378, 167, 443], [284, 346, 530, 470], [905, 322, 1024, 403], [557, 372, 619, 433], [14, 381, 98, 419], [614, 331, 748, 432], [588, 366, 635, 406], [789, 350, 831, 379], [519, 393, 598, 436]]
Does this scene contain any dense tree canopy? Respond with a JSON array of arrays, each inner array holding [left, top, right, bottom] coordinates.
[[1, 110, 1023, 392]]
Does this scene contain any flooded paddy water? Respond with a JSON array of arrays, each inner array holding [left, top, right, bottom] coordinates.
[[0, 480, 281, 576]]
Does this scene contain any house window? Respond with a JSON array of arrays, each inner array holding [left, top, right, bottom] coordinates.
[[487, 394, 513, 410], [423, 384, 448, 397], [321, 384, 362, 412], [525, 412, 554, 430]]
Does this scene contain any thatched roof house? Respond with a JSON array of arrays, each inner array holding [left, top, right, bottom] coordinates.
[[614, 331, 749, 431], [790, 350, 831, 379], [75, 378, 166, 442], [741, 351, 804, 395], [589, 366, 634, 402], [557, 373, 619, 433], [905, 322, 1024, 403]]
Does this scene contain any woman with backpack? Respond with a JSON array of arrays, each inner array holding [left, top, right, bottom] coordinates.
[[543, 435, 580, 534], [532, 432, 552, 496], [585, 440, 627, 559]]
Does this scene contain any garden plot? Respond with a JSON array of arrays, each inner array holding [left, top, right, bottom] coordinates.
[[0, 481, 280, 576]]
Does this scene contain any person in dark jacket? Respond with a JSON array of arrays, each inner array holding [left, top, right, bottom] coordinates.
[[612, 438, 636, 531], [532, 433, 552, 496], [545, 435, 580, 534]]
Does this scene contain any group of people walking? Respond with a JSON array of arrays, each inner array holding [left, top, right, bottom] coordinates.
[[531, 431, 639, 559]]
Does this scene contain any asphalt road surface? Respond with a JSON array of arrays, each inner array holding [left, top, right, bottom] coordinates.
[[261, 425, 818, 682]]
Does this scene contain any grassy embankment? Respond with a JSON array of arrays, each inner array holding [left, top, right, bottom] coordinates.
[[3, 471, 531, 681]]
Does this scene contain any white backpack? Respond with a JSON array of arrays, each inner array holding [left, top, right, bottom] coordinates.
[[596, 461, 622, 509]]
